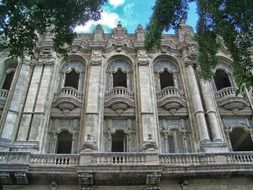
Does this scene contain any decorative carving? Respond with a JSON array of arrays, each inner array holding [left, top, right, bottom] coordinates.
[[62, 60, 85, 73], [15, 172, 29, 185], [79, 173, 93, 189], [107, 60, 132, 73], [137, 50, 150, 65], [146, 173, 161, 185], [50, 181, 58, 190], [142, 134, 158, 152], [82, 134, 98, 152], [153, 60, 178, 73], [90, 50, 102, 65], [177, 20, 194, 42], [0, 172, 12, 185]]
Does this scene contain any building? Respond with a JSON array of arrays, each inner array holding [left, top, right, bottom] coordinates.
[[0, 22, 253, 190]]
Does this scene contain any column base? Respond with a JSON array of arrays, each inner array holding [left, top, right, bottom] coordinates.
[[11, 141, 39, 153], [0, 138, 11, 151], [200, 141, 229, 153]]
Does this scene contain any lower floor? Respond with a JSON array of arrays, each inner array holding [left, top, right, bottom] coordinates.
[[3, 177, 253, 190]]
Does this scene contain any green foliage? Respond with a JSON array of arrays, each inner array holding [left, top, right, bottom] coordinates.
[[145, 0, 253, 88], [0, 0, 105, 58]]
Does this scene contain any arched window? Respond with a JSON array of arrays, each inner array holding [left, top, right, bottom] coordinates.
[[56, 131, 73, 154], [2, 70, 15, 90], [111, 130, 127, 152], [159, 70, 174, 89], [214, 70, 231, 91], [64, 70, 79, 89], [113, 69, 127, 88], [229, 127, 253, 151]]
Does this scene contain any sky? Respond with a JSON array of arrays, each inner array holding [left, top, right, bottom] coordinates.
[[75, 0, 198, 34]]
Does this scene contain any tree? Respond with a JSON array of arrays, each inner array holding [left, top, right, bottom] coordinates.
[[0, 0, 105, 57], [145, 0, 253, 89]]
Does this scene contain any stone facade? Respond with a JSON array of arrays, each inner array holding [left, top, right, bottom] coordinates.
[[0, 22, 253, 189]]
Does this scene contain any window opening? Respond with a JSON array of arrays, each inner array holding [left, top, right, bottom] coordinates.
[[214, 70, 231, 91], [56, 131, 73, 154], [230, 127, 253, 151], [2, 71, 15, 90], [64, 70, 79, 89], [159, 70, 174, 90], [167, 135, 175, 153], [111, 130, 127, 152], [113, 69, 127, 88]]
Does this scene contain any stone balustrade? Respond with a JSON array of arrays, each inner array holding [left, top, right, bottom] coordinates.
[[30, 154, 79, 166], [0, 152, 253, 169], [54, 87, 83, 101], [156, 87, 182, 99], [0, 89, 9, 100], [86, 152, 147, 165], [215, 87, 238, 100], [105, 87, 134, 100]]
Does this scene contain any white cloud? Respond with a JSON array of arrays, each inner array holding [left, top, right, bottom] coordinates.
[[75, 11, 120, 33], [108, 0, 125, 8]]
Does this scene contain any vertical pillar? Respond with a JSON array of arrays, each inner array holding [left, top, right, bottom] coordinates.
[[137, 50, 159, 152], [0, 59, 32, 148], [15, 59, 55, 152], [184, 57, 210, 143], [200, 80, 224, 142], [81, 50, 102, 152]]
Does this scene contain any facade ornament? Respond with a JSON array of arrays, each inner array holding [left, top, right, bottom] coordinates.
[[146, 172, 161, 190], [93, 24, 104, 41], [177, 20, 194, 42], [137, 50, 150, 65], [0, 172, 12, 185], [142, 134, 158, 152], [82, 134, 98, 152], [180, 180, 189, 190], [90, 50, 102, 66], [15, 172, 29, 185], [50, 181, 58, 190], [135, 24, 145, 41], [79, 173, 93, 190]]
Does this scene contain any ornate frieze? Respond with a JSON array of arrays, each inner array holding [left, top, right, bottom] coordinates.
[[137, 50, 150, 65], [90, 50, 102, 66]]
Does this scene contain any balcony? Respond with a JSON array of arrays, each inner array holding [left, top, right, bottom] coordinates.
[[52, 87, 83, 111], [215, 87, 249, 111], [104, 87, 134, 112], [156, 87, 186, 111], [0, 152, 253, 185], [0, 89, 8, 109]]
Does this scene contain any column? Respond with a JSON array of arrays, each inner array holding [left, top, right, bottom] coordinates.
[[200, 80, 224, 142], [184, 62, 210, 143], [0, 60, 32, 144], [81, 50, 102, 152], [137, 50, 159, 152]]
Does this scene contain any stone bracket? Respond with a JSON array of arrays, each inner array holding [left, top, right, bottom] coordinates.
[[0, 172, 12, 185], [146, 172, 161, 186]]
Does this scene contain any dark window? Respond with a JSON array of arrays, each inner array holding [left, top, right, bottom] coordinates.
[[111, 130, 127, 152], [168, 135, 175, 153], [159, 70, 174, 90], [64, 70, 79, 89], [214, 70, 231, 91], [230, 128, 253, 151], [56, 131, 72, 154], [113, 69, 127, 88], [2, 71, 15, 90]]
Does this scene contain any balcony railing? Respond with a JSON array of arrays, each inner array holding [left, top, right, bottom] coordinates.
[[54, 87, 82, 101], [1, 152, 253, 168], [105, 87, 134, 100], [215, 87, 239, 100], [30, 154, 79, 167], [156, 87, 183, 99], [0, 89, 8, 100]]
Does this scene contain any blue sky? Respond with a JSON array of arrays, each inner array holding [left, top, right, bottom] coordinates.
[[75, 0, 198, 34]]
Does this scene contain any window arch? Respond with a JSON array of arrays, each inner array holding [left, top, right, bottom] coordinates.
[[153, 59, 180, 91], [111, 130, 127, 152], [214, 69, 231, 91], [106, 59, 133, 91], [60, 59, 85, 91], [0, 59, 17, 91], [56, 130, 73, 154]]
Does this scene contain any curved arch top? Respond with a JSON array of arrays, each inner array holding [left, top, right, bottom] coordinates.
[[153, 57, 179, 73], [106, 55, 133, 73]]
